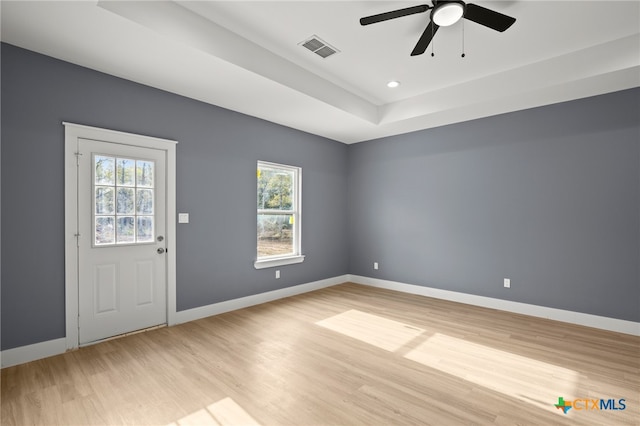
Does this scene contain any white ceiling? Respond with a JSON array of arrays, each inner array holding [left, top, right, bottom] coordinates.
[[1, 1, 639, 143]]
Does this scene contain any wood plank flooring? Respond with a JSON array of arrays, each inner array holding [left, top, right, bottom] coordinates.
[[2, 283, 638, 425]]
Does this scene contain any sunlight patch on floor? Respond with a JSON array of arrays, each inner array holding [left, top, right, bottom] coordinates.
[[315, 309, 425, 352], [405, 333, 579, 413], [316, 310, 580, 415], [167, 397, 260, 426]]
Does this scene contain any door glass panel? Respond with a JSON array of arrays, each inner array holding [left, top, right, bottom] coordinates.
[[95, 217, 115, 245], [93, 154, 155, 246], [136, 189, 154, 214], [136, 161, 154, 188], [95, 187, 115, 215], [137, 216, 154, 242], [116, 216, 135, 243], [116, 158, 135, 186], [95, 156, 115, 185], [116, 188, 135, 214]]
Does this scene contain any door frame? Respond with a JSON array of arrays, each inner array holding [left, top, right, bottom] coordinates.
[[64, 122, 178, 350]]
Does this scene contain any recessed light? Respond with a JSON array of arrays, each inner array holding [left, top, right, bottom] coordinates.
[[387, 80, 400, 88]]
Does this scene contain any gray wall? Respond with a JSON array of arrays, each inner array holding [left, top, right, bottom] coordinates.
[[1, 43, 349, 350], [2, 43, 638, 352], [348, 88, 640, 322]]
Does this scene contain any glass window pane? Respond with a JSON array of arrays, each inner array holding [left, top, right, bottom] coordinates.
[[137, 216, 154, 242], [136, 160, 154, 188], [116, 158, 135, 186], [116, 188, 135, 214], [95, 216, 115, 245], [93, 155, 159, 247], [257, 214, 294, 257], [116, 216, 135, 243], [136, 189, 154, 214], [257, 167, 294, 211], [95, 187, 115, 215], [95, 156, 115, 185]]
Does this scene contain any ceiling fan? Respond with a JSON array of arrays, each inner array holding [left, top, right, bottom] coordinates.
[[360, 1, 516, 56]]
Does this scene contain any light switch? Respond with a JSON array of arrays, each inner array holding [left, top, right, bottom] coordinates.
[[178, 213, 189, 224]]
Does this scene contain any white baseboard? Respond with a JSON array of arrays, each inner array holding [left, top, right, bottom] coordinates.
[[1, 338, 67, 368], [172, 274, 349, 325], [1, 275, 348, 368], [347, 275, 640, 336], [5, 273, 635, 368]]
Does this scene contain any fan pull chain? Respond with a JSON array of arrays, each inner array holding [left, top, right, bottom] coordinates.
[[461, 18, 466, 58], [431, 23, 435, 57]]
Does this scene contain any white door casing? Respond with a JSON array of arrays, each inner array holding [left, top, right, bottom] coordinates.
[[64, 123, 177, 348]]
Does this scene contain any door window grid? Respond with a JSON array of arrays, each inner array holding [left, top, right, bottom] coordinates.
[[93, 154, 155, 246]]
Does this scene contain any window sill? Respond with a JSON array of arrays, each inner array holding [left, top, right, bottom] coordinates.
[[254, 255, 305, 269]]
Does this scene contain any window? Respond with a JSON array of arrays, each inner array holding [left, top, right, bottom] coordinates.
[[94, 154, 155, 246], [254, 161, 304, 269]]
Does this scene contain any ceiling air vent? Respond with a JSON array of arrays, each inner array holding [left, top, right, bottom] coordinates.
[[300, 35, 339, 59]]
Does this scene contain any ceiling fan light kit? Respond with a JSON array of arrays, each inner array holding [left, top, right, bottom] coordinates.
[[360, 0, 516, 56], [432, 1, 465, 27]]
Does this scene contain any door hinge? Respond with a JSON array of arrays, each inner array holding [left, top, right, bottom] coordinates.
[[74, 232, 81, 247], [74, 151, 83, 166]]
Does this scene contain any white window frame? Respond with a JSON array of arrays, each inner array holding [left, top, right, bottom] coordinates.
[[254, 161, 304, 269]]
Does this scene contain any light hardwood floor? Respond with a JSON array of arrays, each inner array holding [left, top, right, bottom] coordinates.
[[2, 283, 638, 425]]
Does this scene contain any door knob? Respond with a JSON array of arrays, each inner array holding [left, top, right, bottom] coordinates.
[[157, 248, 165, 254]]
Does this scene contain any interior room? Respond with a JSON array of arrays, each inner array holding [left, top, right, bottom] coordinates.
[[1, 1, 638, 425]]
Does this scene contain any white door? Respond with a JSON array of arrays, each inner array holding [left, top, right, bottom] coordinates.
[[77, 138, 167, 344]]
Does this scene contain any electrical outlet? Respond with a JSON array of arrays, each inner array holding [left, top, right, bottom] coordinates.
[[275, 270, 280, 279], [374, 262, 379, 270], [504, 278, 511, 288]]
